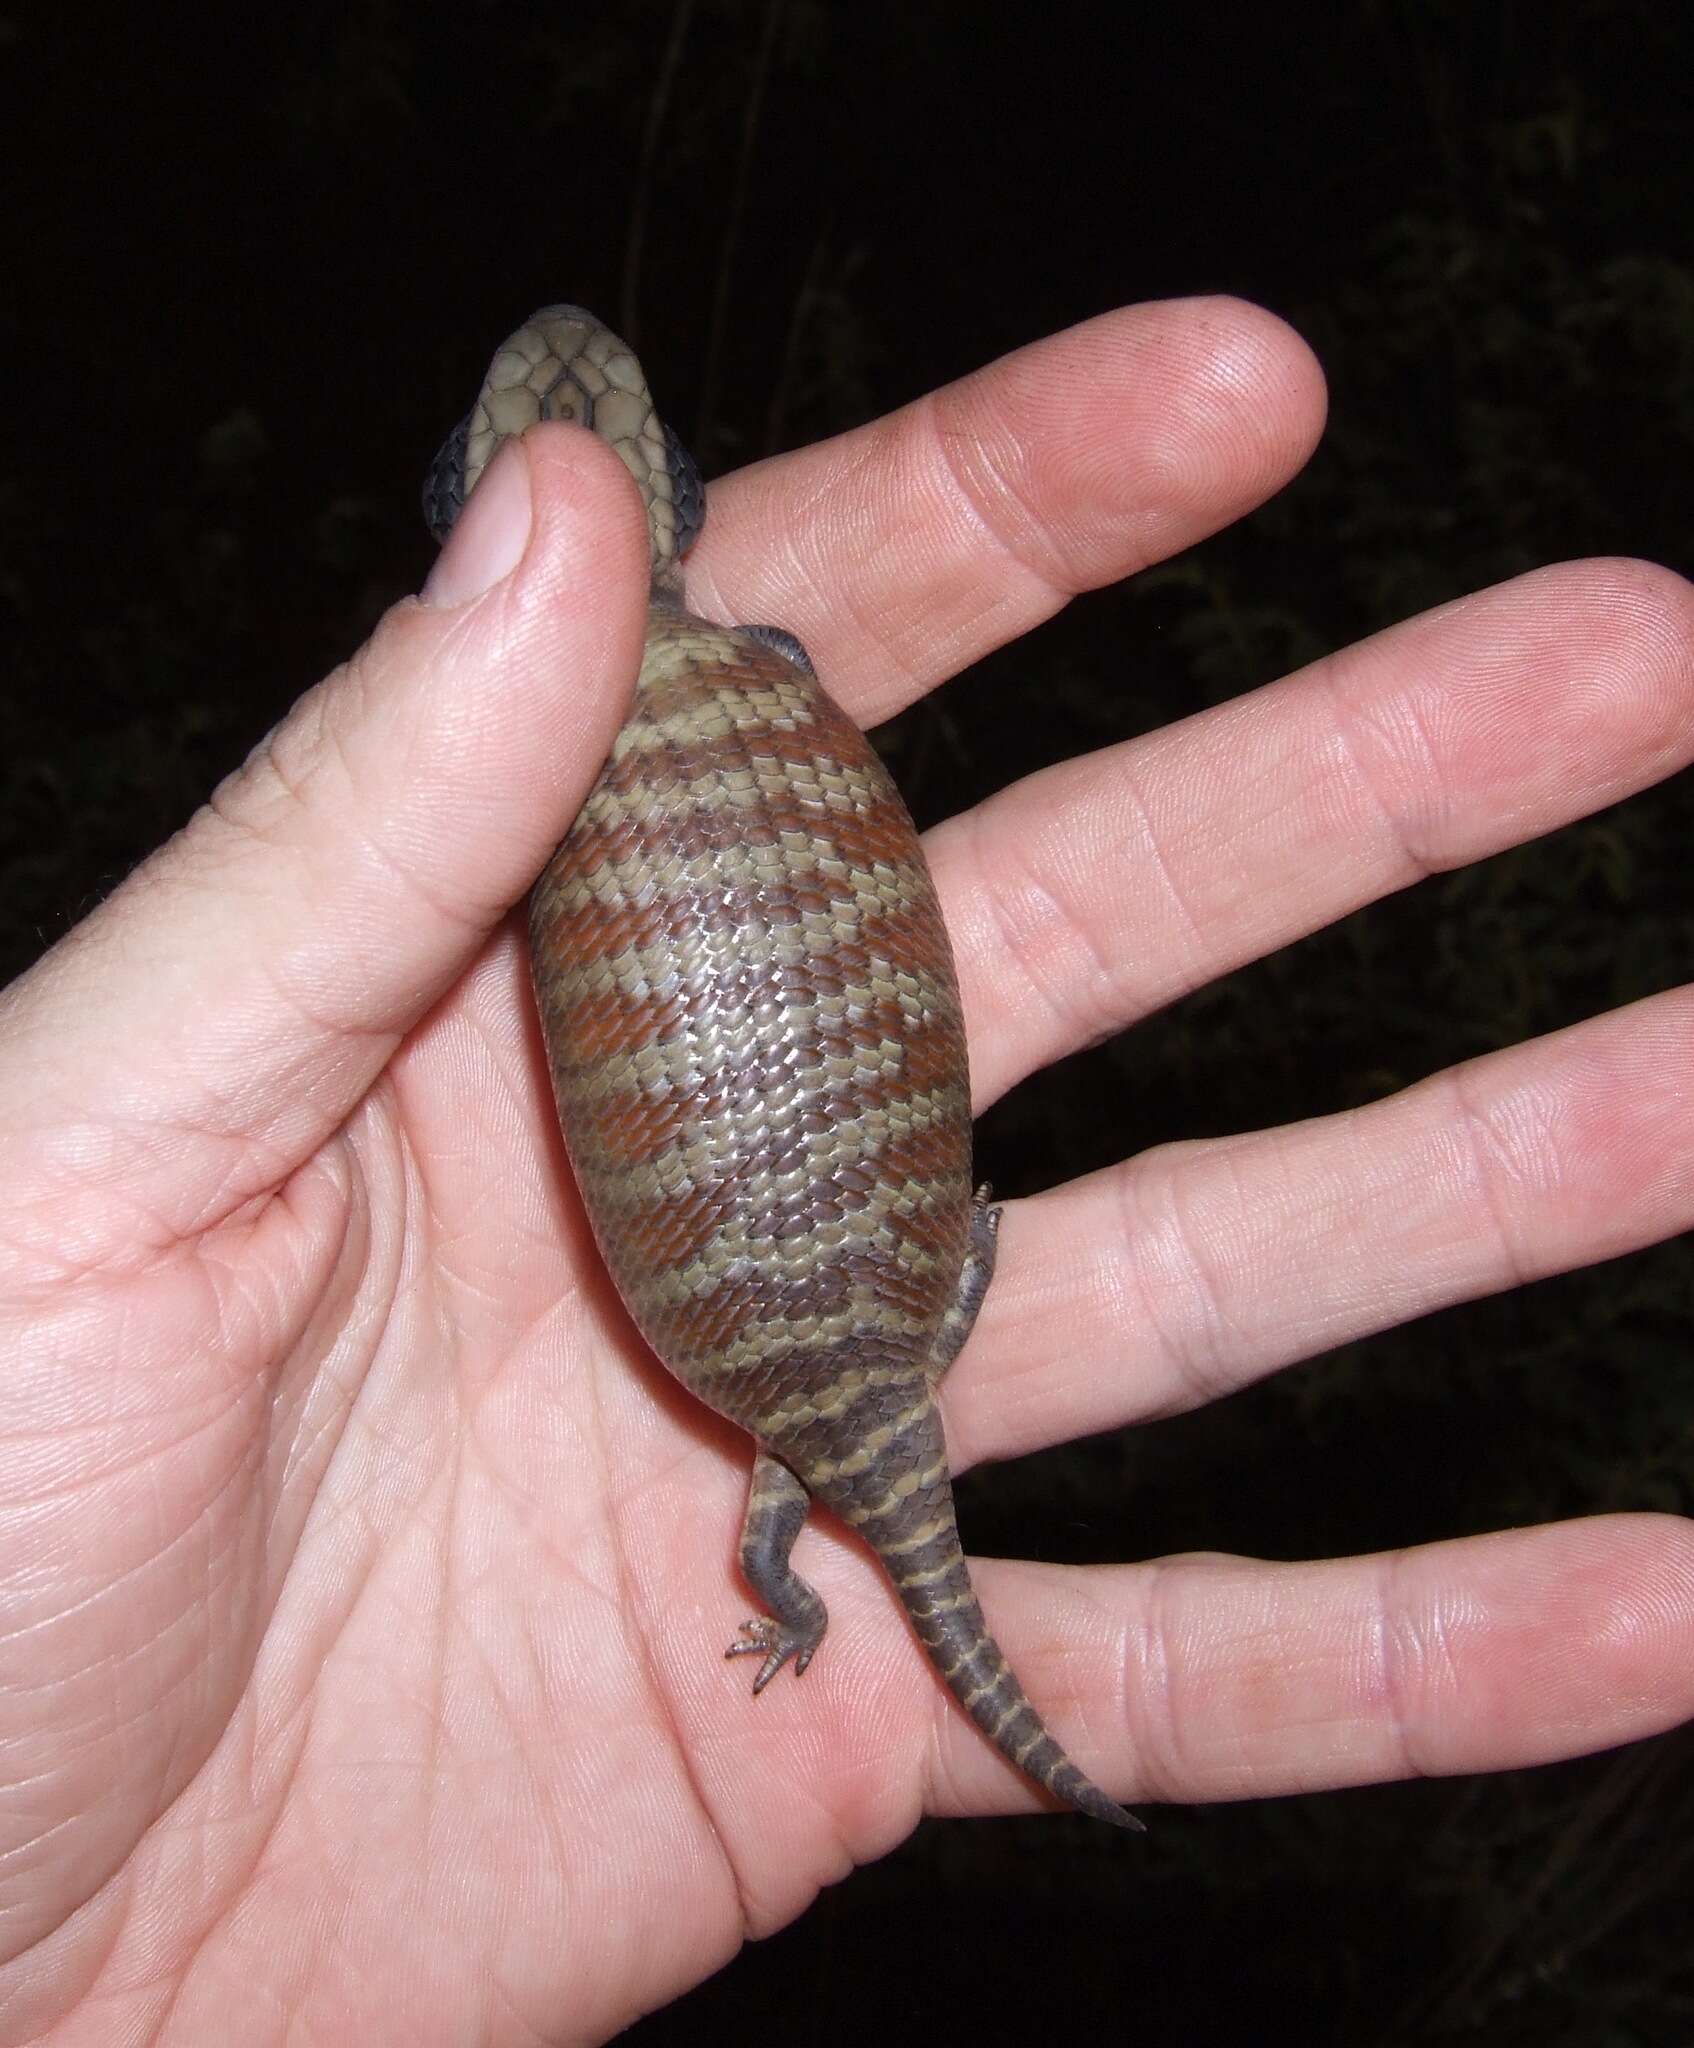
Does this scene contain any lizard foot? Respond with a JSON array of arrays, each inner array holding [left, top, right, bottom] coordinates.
[[726, 1616, 820, 1694]]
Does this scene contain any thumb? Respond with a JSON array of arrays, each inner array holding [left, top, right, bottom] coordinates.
[[0, 422, 649, 1268]]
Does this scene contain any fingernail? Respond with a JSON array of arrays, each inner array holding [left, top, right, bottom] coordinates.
[[422, 439, 532, 606]]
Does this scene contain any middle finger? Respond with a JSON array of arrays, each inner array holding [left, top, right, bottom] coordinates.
[[936, 555, 1694, 1101]]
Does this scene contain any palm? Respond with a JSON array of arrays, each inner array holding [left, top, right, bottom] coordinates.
[[2, 299, 1690, 2045]]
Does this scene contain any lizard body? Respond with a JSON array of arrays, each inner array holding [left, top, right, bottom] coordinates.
[[425, 306, 1137, 1829]]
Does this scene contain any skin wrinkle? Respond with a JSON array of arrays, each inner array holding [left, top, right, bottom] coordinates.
[[1099, 740, 1211, 984], [147, 1720, 307, 2045], [0, 1801, 85, 1878], [944, 319, 1212, 597], [401, 1094, 530, 1343], [1134, 1553, 1185, 1808], [0, 1608, 229, 1975], [908, 423, 1081, 694], [787, 447, 909, 689], [706, 401, 1052, 733], [0, 1185, 202, 1290], [145, 808, 316, 943], [12, 1035, 390, 1298], [918, 389, 1065, 605], [1115, 1139, 1247, 1415], [270, 1376, 364, 1545], [1314, 641, 1448, 886], [966, 805, 1101, 1054], [196, 1206, 316, 1366], [1417, 1575, 1475, 1757], [0, 1867, 124, 2024], [268, 1266, 406, 1541], [11, 1507, 232, 1722], [1376, 1549, 1436, 1783], [322, 814, 494, 958], [829, 560, 933, 719], [1175, 1139, 1264, 1370], [271, 1127, 390, 1419], [1474, 1059, 1573, 1219], [199, 717, 356, 892], [0, 1343, 241, 1540], [1435, 1064, 1536, 1295], [225, 848, 456, 1049]]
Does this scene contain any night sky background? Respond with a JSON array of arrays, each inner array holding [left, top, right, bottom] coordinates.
[[5, 2, 1692, 2041]]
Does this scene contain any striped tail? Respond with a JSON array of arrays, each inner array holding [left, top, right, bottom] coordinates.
[[810, 1404, 1143, 1831]]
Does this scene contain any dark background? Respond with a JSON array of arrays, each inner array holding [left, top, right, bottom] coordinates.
[[5, 2, 1692, 2041]]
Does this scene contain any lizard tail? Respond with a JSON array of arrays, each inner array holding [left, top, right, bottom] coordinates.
[[809, 1405, 1143, 1831]]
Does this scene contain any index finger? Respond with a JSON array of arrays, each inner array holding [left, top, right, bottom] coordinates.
[[686, 296, 1326, 725]]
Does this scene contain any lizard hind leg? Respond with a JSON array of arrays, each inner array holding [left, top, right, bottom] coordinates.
[[925, 1184, 1002, 1383], [726, 1449, 829, 1693]]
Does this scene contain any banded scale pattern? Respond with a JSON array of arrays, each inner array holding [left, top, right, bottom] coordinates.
[[530, 604, 973, 1419], [428, 307, 1138, 1830]]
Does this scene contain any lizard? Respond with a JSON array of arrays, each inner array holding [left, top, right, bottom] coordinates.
[[424, 305, 1138, 1829]]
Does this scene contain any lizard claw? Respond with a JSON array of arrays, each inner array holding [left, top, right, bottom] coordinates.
[[726, 1617, 815, 1693]]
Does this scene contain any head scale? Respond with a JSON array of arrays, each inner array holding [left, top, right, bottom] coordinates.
[[422, 304, 704, 588]]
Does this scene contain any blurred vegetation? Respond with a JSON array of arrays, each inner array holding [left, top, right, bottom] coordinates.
[[2, 1, 1691, 2041]]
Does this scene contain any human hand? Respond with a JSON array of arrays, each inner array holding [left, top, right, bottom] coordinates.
[[1, 298, 1690, 2044]]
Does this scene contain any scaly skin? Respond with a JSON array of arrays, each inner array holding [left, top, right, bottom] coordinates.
[[428, 305, 1137, 1829]]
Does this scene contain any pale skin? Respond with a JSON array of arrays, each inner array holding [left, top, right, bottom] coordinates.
[[1, 297, 1691, 2045]]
